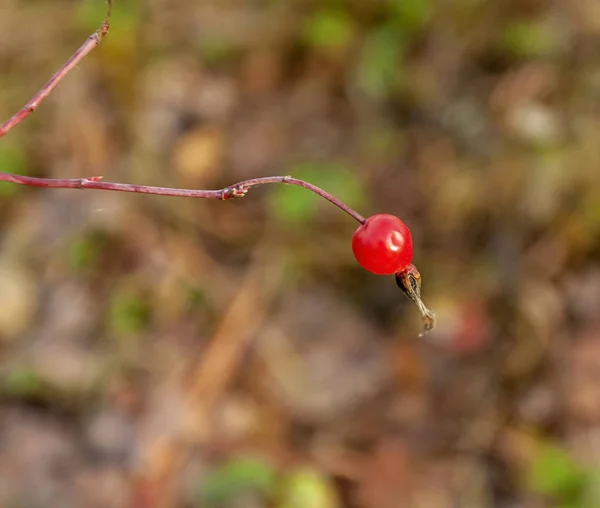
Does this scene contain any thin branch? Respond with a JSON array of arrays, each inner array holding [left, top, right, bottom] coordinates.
[[0, 0, 112, 139], [0, 0, 366, 224], [0, 173, 367, 224]]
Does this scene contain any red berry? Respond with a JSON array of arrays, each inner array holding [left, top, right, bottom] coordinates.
[[352, 214, 413, 275]]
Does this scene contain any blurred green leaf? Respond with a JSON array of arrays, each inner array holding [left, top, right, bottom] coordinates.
[[278, 468, 340, 508], [68, 230, 107, 271], [356, 27, 405, 99], [4, 367, 42, 397], [0, 143, 27, 197], [198, 457, 277, 506], [109, 287, 150, 336], [580, 469, 600, 508], [388, 0, 432, 33], [528, 443, 587, 500], [502, 19, 562, 58], [268, 163, 365, 225], [303, 9, 355, 51], [69, 238, 96, 271]]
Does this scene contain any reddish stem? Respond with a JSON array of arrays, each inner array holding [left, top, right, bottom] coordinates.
[[0, 1, 112, 138], [0, 0, 366, 225], [0, 173, 367, 224]]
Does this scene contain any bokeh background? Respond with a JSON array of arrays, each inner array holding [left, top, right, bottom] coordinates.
[[1, 0, 600, 506]]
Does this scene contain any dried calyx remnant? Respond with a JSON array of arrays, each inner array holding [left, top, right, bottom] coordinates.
[[396, 265, 437, 336], [0, 0, 436, 337]]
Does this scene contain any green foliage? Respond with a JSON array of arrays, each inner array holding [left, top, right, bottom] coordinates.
[[527, 443, 589, 507], [581, 470, 600, 508], [196, 457, 277, 506], [194, 460, 341, 508], [303, 9, 356, 51], [502, 19, 562, 59], [68, 230, 107, 271], [268, 163, 365, 225], [109, 286, 150, 336], [4, 367, 42, 397], [354, 0, 431, 99], [387, 0, 432, 34], [277, 467, 340, 508], [356, 26, 405, 99]]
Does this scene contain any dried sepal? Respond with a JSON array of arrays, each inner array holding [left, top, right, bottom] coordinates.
[[395, 264, 436, 337]]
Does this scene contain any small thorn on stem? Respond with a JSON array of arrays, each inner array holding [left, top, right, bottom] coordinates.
[[395, 264, 436, 337], [88, 176, 104, 182]]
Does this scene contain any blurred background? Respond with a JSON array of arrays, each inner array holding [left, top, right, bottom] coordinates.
[[1, 0, 600, 506]]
